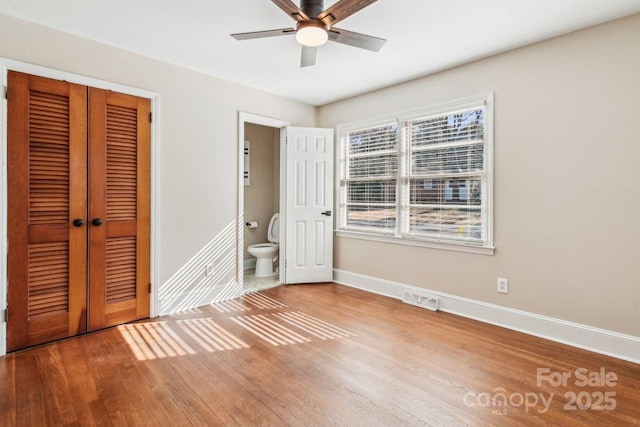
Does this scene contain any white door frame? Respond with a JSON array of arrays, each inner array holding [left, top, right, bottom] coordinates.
[[237, 112, 290, 289], [0, 58, 161, 356]]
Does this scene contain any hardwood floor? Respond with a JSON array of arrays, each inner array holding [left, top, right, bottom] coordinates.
[[1, 283, 639, 426]]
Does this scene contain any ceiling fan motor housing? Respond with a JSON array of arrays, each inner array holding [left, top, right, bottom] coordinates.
[[301, 0, 325, 19]]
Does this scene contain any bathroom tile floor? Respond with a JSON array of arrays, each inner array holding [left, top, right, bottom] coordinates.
[[243, 268, 280, 292]]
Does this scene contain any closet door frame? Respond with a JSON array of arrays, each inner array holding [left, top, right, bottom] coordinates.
[[0, 58, 161, 356]]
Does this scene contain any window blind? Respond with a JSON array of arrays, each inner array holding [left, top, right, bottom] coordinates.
[[402, 105, 487, 245], [339, 123, 398, 232]]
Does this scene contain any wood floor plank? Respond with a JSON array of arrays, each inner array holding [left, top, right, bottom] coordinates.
[[34, 345, 79, 426], [57, 338, 105, 425], [1, 283, 639, 426], [14, 352, 47, 426], [0, 354, 16, 426]]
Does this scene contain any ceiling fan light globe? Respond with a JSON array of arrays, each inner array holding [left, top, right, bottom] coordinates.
[[296, 25, 328, 47]]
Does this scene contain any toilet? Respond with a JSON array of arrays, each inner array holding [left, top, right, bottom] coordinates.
[[247, 213, 279, 277]]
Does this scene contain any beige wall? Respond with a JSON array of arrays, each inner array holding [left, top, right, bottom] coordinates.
[[318, 14, 640, 337], [0, 14, 315, 299], [244, 123, 280, 260]]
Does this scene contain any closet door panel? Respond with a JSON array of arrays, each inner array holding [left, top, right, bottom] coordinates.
[[88, 89, 150, 331], [6, 72, 88, 351]]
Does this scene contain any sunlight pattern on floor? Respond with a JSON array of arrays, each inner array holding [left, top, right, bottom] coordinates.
[[230, 314, 310, 346], [243, 292, 288, 309], [211, 298, 252, 313], [176, 318, 250, 352], [119, 322, 197, 361], [273, 311, 355, 340], [120, 293, 353, 358]]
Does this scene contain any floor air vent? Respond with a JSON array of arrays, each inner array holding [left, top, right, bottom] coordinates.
[[402, 290, 440, 312]]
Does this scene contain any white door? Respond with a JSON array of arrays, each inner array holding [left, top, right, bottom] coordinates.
[[285, 127, 334, 284]]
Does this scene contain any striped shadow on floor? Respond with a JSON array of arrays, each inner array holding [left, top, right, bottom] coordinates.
[[242, 292, 288, 309], [230, 314, 311, 346], [119, 318, 249, 360], [176, 318, 250, 353], [231, 311, 355, 346], [119, 322, 198, 361], [272, 311, 355, 340], [120, 293, 354, 359], [211, 298, 252, 313]]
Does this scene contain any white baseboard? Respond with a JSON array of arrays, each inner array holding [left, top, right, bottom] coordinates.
[[334, 269, 640, 365], [243, 258, 256, 270]]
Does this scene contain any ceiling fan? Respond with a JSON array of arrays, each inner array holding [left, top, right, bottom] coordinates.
[[231, 0, 386, 67]]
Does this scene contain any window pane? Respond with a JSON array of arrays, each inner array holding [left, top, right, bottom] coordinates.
[[408, 207, 483, 241], [346, 205, 396, 230], [349, 153, 397, 178], [341, 123, 398, 233], [347, 180, 396, 204], [411, 144, 483, 176], [406, 105, 486, 245], [348, 124, 398, 155], [411, 109, 484, 148], [409, 178, 482, 206]]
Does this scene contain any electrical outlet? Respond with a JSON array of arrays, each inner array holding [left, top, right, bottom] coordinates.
[[206, 262, 215, 277], [497, 277, 509, 294]]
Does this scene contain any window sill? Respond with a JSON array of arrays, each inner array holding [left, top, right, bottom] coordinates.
[[335, 230, 495, 256]]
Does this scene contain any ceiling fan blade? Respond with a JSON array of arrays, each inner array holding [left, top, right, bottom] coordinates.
[[271, 0, 309, 22], [328, 27, 386, 52], [231, 28, 296, 41], [318, 0, 378, 26], [300, 46, 317, 67]]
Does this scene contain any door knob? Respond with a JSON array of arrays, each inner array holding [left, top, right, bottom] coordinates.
[[321, 211, 332, 216], [92, 218, 104, 226], [72, 218, 85, 227]]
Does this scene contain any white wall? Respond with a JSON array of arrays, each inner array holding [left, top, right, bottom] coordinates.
[[318, 14, 640, 337], [0, 14, 316, 314]]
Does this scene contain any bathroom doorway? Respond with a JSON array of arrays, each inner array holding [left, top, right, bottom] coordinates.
[[237, 113, 334, 293], [238, 113, 289, 292]]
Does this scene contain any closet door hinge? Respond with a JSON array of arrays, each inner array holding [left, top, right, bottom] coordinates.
[[149, 112, 153, 123], [3, 308, 7, 323], [149, 283, 152, 294], [3, 86, 7, 100]]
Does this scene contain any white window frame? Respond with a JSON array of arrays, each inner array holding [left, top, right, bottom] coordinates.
[[336, 92, 494, 256]]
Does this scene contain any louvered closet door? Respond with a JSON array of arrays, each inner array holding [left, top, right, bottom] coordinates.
[[88, 89, 150, 331], [6, 72, 88, 351]]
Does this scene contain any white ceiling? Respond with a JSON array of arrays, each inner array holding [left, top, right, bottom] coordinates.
[[2, 0, 640, 106]]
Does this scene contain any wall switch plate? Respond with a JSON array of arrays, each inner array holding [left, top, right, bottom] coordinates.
[[206, 262, 215, 277], [497, 277, 509, 294]]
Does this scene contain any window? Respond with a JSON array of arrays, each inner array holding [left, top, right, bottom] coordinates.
[[337, 93, 493, 253], [340, 123, 398, 232]]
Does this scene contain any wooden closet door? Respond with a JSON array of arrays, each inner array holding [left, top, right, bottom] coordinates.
[[88, 88, 150, 331], [6, 72, 88, 351]]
